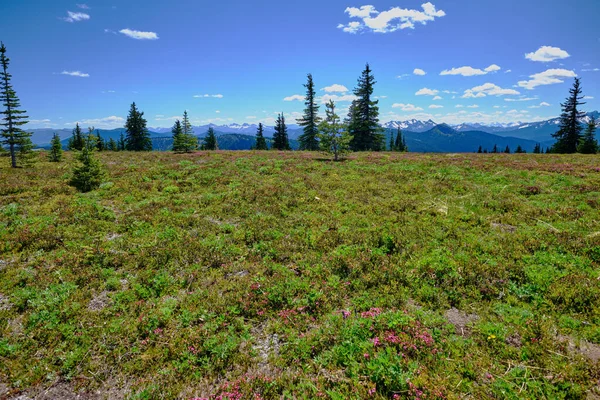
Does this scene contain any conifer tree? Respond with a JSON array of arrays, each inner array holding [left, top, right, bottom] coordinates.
[[515, 145, 525, 153], [317, 100, 352, 161], [48, 133, 63, 162], [578, 117, 598, 154], [96, 130, 105, 151], [483, 149, 488, 154], [107, 137, 118, 151], [172, 119, 186, 153], [477, 145, 483, 153], [552, 78, 585, 153], [272, 113, 291, 150], [297, 73, 321, 150], [545, 147, 551, 154], [254, 123, 268, 150], [389, 131, 395, 151], [533, 143, 541, 154], [69, 135, 104, 192], [348, 63, 385, 151], [118, 133, 126, 151], [68, 123, 85, 151], [182, 110, 193, 136], [201, 127, 218, 150], [492, 144, 498, 153], [394, 128, 406, 151], [125, 102, 152, 151], [504, 145, 510, 154], [1, 42, 34, 168]]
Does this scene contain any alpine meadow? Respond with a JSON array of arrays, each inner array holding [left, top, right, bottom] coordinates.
[[1, 1, 600, 399]]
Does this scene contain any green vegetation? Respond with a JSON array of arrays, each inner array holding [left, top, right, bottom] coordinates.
[[201, 127, 218, 151], [1, 151, 599, 399], [172, 119, 198, 153], [578, 117, 598, 154], [348, 63, 385, 152], [272, 113, 290, 150], [48, 132, 63, 162], [125, 102, 152, 151], [68, 137, 105, 192], [553, 77, 586, 154], [318, 100, 352, 161], [297, 73, 321, 151]]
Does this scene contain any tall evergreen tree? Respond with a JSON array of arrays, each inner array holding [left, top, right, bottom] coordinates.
[[48, 133, 63, 162], [533, 143, 541, 154], [125, 102, 152, 151], [552, 78, 585, 153], [578, 117, 598, 154], [297, 73, 321, 150], [201, 127, 218, 150], [504, 145, 511, 154], [515, 145, 525, 153], [107, 137, 118, 151], [182, 110, 193, 136], [68, 123, 85, 151], [492, 144, 498, 153], [389, 131, 395, 151], [477, 145, 483, 154], [394, 128, 406, 151], [0, 42, 34, 168], [348, 63, 385, 151], [254, 123, 268, 150], [272, 113, 291, 150], [118, 133, 126, 151], [317, 100, 352, 161], [96, 130, 105, 151], [172, 120, 186, 153]]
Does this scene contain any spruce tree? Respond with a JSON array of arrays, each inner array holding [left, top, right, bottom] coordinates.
[[0, 42, 34, 168], [492, 144, 498, 153], [108, 137, 118, 151], [254, 123, 268, 150], [545, 147, 551, 154], [96, 130, 105, 151], [552, 78, 585, 153], [317, 100, 352, 161], [68, 123, 84, 151], [272, 113, 291, 150], [578, 117, 598, 154], [515, 145, 525, 153], [69, 135, 104, 192], [48, 133, 63, 162], [389, 131, 395, 151], [504, 145, 510, 154], [533, 143, 541, 154], [394, 128, 406, 151], [297, 73, 321, 150], [118, 133, 126, 151], [483, 149, 488, 154], [125, 102, 152, 151], [182, 110, 193, 136], [348, 63, 385, 151], [172, 119, 186, 153], [202, 127, 218, 150], [477, 145, 483, 153]]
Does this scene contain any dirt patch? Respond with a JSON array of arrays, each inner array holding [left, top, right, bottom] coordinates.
[[7, 315, 24, 336], [88, 291, 111, 312], [558, 335, 600, 363], [5, 379, 131, 400], [105, 233, 122, 241], [491, 222, 517, 234], [445, 308, 479, 337], [0, 293, 12, 311], [505, 332, 522, 347]]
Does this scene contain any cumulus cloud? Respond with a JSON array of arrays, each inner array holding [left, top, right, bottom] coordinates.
[[60, 70, 89, 78], [505, 96, 538, 102], [283, 94, 304, 101], [467, 105, 479, 108], [528, 102, 551, 109], [517, 68, 577, 90], [525, 46, 570, 62], [76, 3, 90, 9], [462, 83, 520, 98], [119, 29, 159, 40], [337, 2, 446, 34], [415, 88, 439, 96], [413, 68, 426, 76], [583, 96, 594, 100], [392, 103, 424, 112], [440, 64, 501, 76], [429, 104, 443, 109], [61, 11, 90, 22], [432, 95, 442, 100], [320, 94, 358, 103], [582, 68, 600, 72], [193, 94, 224, 98], [67, 116, 125, 128], [322, 84, 349, 93]]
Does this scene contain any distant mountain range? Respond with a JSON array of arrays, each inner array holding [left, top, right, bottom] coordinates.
[[30, 111, 599, 153]]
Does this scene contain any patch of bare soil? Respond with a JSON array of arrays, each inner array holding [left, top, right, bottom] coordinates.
[[558, 335, 600, 363], [88, 291, 111, 312], [444, 308, 479, 337], [491, 222, 517, 233]]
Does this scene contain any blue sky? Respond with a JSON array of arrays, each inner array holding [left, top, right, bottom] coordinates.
[[1, 0, 599, 129]]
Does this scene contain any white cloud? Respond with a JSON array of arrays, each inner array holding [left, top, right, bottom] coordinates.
[[283, 94, 304, 101], [462, 83, 520, 98], [432, 95, 442, 100], [467, 105, 479, 108], [505, 96, 538, 102], [119, 29, 159, 40], [60, 70, 89, 78], [320, 94, 358, 103], [61, 11, 90, 22], [582, 68, 600, 72], [429, 104, 443, 109], [322, 84, 349, 93], [396, 74, 410, 79], [525, 46, 570, 62], [246, 116, 257, 119], [193, 94, 224, 98], [76, 3, 90, 9], [338, 2, 446, 34], [440, 64, 501, 76], [104, 29, 117, 34], [154, 115, 181, 122], [392, 103, 424, 112], [583, 96, 594, 100], [528, 102, 551, 109], [67, 116, 125, 128], [517, 68, 577, 90], [415, 87, 439, 96], [505, 69, 512, 73], [455, 105, 464, 108], [413, 68, 426, 76]]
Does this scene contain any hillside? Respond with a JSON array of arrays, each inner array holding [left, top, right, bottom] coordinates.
[[1, 152, 599, 399]]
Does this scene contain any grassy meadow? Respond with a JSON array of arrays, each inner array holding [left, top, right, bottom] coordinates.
[[1, 151, 600, 399]]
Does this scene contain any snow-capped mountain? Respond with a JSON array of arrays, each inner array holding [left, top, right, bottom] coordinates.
[[383, 119, 437, 133]]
